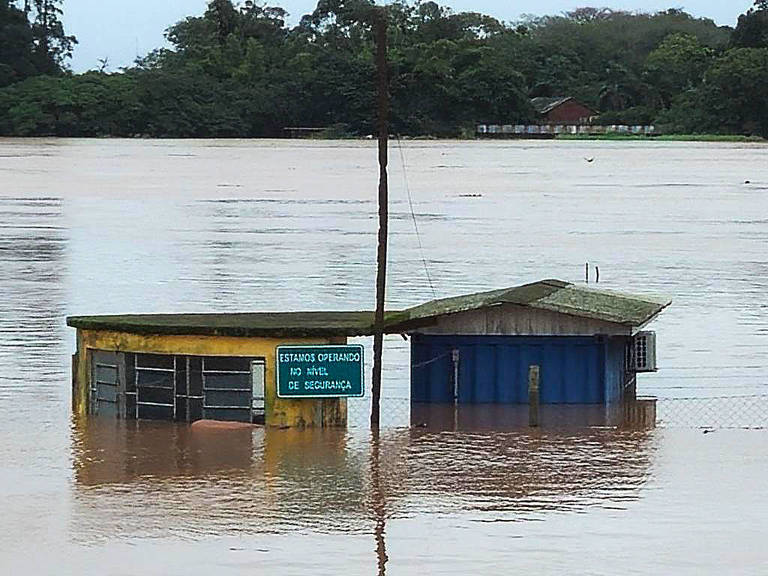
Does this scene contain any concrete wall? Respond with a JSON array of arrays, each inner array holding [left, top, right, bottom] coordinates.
[[73, 329, 347, 428], [412, 304, 631, 337], [477, 125, 658, 136]]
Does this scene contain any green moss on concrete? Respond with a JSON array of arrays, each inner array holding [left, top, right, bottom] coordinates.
[[67, 311, 384, 338]]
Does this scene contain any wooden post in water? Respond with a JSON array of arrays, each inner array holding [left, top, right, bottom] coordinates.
[[451, 349, 460, 403], [452, 348, 460, 431], [371, 10, 389, 429], [528, 365, 540, 427]]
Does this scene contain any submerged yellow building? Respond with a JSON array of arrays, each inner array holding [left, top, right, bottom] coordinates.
[[68, 312, 376, 428]]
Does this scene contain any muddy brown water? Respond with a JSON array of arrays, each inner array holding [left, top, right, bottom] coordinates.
[[0, 139, 767, 574]]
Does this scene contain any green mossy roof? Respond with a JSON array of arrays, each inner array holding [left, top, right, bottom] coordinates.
[[389, 279, 671, 330], [66, 311, 385, 338], [67, 280, 670, 338], [535, 283, 671, 326]]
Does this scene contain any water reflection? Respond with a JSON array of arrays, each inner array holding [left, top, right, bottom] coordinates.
[[369, 429, 389, 576], [72, 417, 257, 484], [71, 414, 656, 546], [411, 402, 658, 430]]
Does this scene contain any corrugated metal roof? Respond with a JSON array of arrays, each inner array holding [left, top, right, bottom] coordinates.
[[388, 280, 671, 329]]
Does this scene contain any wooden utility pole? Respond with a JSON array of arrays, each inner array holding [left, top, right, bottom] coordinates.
[[371, 10, 389, 429], [528, 365, 540, 427]]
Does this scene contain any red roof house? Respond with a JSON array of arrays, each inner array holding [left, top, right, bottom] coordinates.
[[531, 97, 597, 125]]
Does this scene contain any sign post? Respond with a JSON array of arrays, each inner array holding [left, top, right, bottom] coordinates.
[[276, 345, 365, 398]]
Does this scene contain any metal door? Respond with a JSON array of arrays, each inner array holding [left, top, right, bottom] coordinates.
[[251, 359, 266, 424], [90, 350, 121, 417], [135, 353, 176, 419], [202, 357, 253, 422]]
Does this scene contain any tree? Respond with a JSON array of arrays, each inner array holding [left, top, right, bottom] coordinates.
[[0, 1, 762, 138], [597, 63, 644, 111], [31, 0, 76, 73], [206, 0, 238, 44], [0, 0, 37, 86], [732, 2, 768, 48], [701, 48, 768, 136], [565, 8, 615, 24], [0, 72, 142, 136], [645, 33, 713, 107], [654, 90, 708, 134]]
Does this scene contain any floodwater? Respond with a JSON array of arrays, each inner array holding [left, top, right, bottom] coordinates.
[[1, 138, 767, 574]]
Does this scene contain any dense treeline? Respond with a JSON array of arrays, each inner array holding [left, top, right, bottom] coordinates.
[[1, 0, 767, 137], [0, 0, 74, 83]]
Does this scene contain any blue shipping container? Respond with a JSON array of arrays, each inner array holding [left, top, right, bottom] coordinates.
[[411, 335, 628, 405]]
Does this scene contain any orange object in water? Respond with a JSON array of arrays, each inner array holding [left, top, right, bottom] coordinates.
[[190, 419, 258, 431]]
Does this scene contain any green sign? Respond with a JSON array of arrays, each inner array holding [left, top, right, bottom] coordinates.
[[276, 345, 365, 398]]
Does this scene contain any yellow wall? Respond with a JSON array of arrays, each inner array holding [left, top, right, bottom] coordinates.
[[73, 329, 347, 428]]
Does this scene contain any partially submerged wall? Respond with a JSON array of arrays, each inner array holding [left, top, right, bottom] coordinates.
[[73, 329, 347, 428]]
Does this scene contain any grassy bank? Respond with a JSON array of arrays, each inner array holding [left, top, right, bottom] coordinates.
[[555, 133, 766, 142]]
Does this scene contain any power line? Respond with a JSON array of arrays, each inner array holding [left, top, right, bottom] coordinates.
[[395, 135, 437, 299]]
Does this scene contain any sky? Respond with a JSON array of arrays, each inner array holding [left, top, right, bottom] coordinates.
[[61, 0, 756, 72]]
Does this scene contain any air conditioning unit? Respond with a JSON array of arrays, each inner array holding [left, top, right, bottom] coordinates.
[[631, 331, 657, 373]]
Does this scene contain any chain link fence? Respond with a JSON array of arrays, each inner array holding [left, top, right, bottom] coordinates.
[[345, 395, 768, 431], [347, 397, 411, 429], [656, 395, 768, 430]]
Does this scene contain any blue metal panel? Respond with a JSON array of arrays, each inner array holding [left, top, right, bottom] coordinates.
[[410, 338, 427, 401], [457, 344, 471, 403], [411, 335, 453, 403], [411, 335, 621, 405], [539, 342, 564, 404], [495, 344, 519, 403], [563, 343, 581, 403], [428, 340, 452, 402], [603, 337, 629, 403], [473, 345, 496, 403]]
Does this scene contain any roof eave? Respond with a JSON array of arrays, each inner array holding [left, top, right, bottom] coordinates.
[[530, 299, 671, 328], [66, 315, 378, 339], [542, 97, 573, 114]]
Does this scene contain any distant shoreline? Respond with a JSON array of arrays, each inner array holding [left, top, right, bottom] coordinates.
[[552, 134, 766, 143], [1, 134, 765, 144]]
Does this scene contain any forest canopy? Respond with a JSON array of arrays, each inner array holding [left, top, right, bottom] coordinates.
[[1, 0, 767, 138]]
